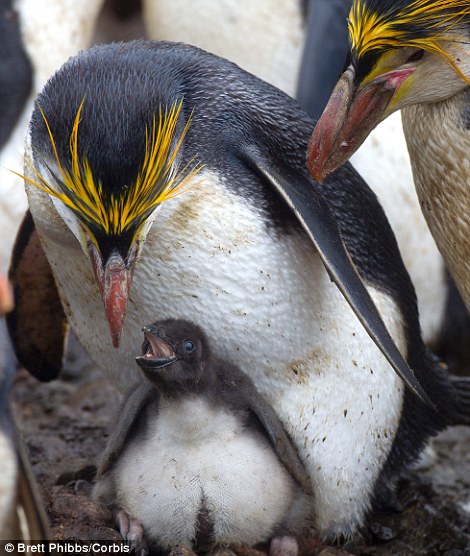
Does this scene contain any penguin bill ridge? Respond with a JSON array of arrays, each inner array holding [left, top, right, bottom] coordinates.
[[9, 40, 470, 538]]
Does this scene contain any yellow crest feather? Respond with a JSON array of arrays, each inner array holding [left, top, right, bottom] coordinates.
[[19, 99, 203, 243], [349, 0, 470, 84]]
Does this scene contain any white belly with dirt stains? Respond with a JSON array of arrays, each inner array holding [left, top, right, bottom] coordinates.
[[26, 168, 405, 538]]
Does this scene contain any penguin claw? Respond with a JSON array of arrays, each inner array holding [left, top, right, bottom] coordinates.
[[115, 509, 129, 537], [115, 509, 148, 555], [269, 536, 299, 556]]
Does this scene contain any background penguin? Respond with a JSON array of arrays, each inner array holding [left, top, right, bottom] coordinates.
[[307, 0, 470, 315], [0, 0, 33, 275], [8, 40, 470, 538], [0, 0, 106, 275], [303, 0, 470, 370], [298, 0, 466, 354], [296, 0, 351, 121], [94, 318, 313, 555], [0, 274, 49, 541]]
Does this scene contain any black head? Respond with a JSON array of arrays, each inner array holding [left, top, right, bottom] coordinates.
[[29, 42, 202, 264], [135, 319, 213, 396], [28, 42, 205, 348]]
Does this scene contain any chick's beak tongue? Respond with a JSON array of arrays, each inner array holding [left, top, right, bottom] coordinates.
[[143, 330, 175, 359]]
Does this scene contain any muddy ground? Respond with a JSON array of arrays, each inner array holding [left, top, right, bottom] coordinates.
[[11, 340, 470, 556]]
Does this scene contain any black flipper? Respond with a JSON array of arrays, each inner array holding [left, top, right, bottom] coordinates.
[[240, 144, 431, 406], [97, 383, 153, 476], [7, 211, 68, 381], [244, 385, 312, 494]]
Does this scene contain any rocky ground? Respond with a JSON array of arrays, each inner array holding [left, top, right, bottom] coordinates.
[[10, 340, 470, 556]]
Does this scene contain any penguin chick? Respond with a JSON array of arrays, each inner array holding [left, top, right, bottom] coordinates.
[[94, 319, 313, 555]]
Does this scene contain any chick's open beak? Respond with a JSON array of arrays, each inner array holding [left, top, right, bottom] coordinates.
[[307, 65, 415, 182], [135, 328, 177, 370]]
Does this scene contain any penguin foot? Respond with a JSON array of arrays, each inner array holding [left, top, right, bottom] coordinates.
[[115, 509, 148, 555], [269, 536, 298, 556], [211, 538, 298, 556]]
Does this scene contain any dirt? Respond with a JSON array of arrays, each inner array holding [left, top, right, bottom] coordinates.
[[10, 340, 470, 556]]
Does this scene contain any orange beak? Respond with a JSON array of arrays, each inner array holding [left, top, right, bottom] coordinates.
[[89, 245, 138, 348], [307, 65, 415, 182]]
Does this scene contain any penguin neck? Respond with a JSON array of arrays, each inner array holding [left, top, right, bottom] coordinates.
[[156, 387, 240, 444], [401, 88, 470, 309], [156, 384, 206, 404], [156, 372, 218, 405]]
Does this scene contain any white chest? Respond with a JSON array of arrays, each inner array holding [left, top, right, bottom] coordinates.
[[27, 169, 405, 537], [114, 397, 298, 548]]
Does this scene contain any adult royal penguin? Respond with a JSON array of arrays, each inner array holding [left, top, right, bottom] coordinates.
[[308, 0, 470, 313], [8, 41, 470, 538], [0, 0, 455, 347]]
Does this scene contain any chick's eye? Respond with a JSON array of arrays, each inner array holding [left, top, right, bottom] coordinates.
[[183, 340, 195, 353]]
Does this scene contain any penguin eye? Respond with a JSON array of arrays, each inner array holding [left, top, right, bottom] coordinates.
[[183, 340, 195, 353], [405, 49, 424, 64]]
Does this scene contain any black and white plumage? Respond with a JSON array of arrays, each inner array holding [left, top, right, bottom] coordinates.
[[147, 0, 451, 355], [8, 41, 470, 538], [0, 0, 107, 275], [0, 0, 453, 346], [94, 319, 312, 553], [0, 0, 32, 275]]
